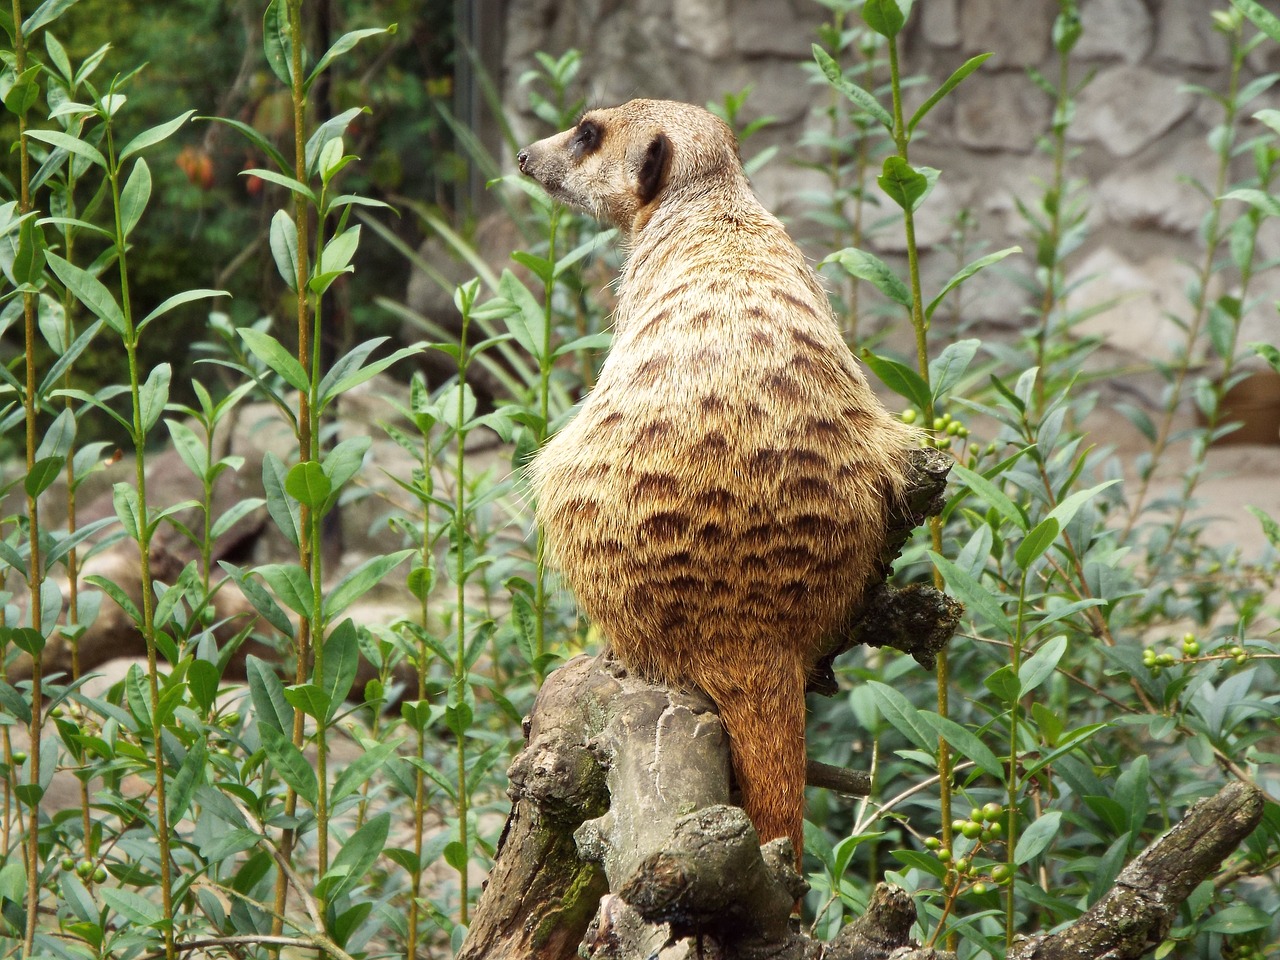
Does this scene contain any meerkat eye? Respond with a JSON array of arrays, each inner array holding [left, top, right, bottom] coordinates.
[[571, 119, 603, 159]]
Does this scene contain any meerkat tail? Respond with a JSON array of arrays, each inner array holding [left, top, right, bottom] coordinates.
[[707, 662, 810, 865]]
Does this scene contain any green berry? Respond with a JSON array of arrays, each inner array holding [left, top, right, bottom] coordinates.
[[937, 848, 952, 863], [987, 822, 1003, 839], [933, 417, 947, 431], [60, 857, 75, 871], [946, 420, 961, 436], [961, 820, 983, 840], [76, 860, 93, 878], [980, 829, 994, 843], [924, 836, 941, 850], [11, 751, 26, 764], [92, 867, 107, 883], [901, 409, 919, 424], [971, 881, 988, 894], [981, 802, 1003, 821], [954, 857, 970, 875], [952, 819, 967, 833], [991, 863, 1013, 884]]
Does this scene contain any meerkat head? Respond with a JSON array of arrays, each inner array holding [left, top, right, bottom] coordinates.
[[517, 99, 746, 236]]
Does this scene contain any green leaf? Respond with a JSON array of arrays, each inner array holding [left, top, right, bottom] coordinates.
[[211, 497, 265, 540], [102, 886, 163, 927], [811, 45, 892, 130], [34, 406, 74, 465], [167, 740, 207, 823], [930, 551, 1013, 637], [255, 563, 314, 619], [821, 247, 912, 308], [499, 269, 551, 362], [332, 739, 403, 805], [112, 482, 143, 540], [260, 723, 317, 806], [310, 225, 361, 295], [1245, 505, 1280, 549], [118, 110, 194, 162], [1221, 187, 1280, 218], [1014, 810, 1061, 864], [246, 654, 294, 733], [203, 116, 291, 174], [46, 252, 125, 334], [224, 561, 293, 636], [23, 0, 83, 35], [24, 456, 63, 499], [1044, 479, 1121, 531], [909, 53, 992, 135], [308, 25, 397, 89], [139, 363, 171, 434], [916, 711, 1004, 779], [269, 208, 300, 292], [949, 463, 1028, 531], [862, 0, 908, 37], [119, 158, 152, 238], [319, 618, 360, 715], [283, 683, 330, 721], [24, 128, 105, 169], [928, 339, 981, 402], [866, 681, 937, 753], [320, 435, 371, 495], [317, 812, 390, 901], [878, 156, 933, 211], [1233, 0, 1280, 45], [262, 0, 293, 85], [926, 247, 1020, 321], [139, 288, 226, 331], [1199, 903, 1273, 934], [318, 340, 424, 408], [166, 419, 209, 480], [1015, 516, 1059, 570], [12, 212, 46, 286], [1018, 635, 1067, 696], [285, 460, 331, 509], [324, 550, 414, 621], [238, 328, 309, 391], [860, 350, 931, 413], [984, 664, 1020, 703], [85, 574, 142, 628], [263, 452, 301, 549]]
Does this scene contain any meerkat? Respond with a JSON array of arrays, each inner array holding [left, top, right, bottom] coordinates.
[[518, 99, 918, 861]]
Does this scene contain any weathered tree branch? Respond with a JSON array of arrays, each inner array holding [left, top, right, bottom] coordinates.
[[458, 652, 1265, 960], [1009, 780, 1265, 960]]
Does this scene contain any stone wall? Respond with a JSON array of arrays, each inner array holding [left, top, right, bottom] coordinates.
[[496, 0, 1280, 428]]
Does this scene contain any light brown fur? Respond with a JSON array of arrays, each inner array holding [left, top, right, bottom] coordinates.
[[519, 99, 917, 858]]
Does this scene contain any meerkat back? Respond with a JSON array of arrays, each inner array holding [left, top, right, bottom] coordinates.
[[519, 99, 916, 858]]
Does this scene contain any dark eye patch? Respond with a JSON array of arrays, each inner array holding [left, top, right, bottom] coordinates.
[[572, 119, 603, 159]]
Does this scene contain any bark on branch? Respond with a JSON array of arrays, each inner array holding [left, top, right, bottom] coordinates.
[[459, 652, 1265, 959]]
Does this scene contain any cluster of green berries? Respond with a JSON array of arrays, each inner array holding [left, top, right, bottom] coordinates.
[[1223, 941, 1267, 960], [923, 802, 1012, 891], [60, 857, 108, 884], [1143, 633, 1248, 674], [901, 409, 971, 451]]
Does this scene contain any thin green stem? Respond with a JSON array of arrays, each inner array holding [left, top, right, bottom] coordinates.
[[885, 24, 954, 915], [454, 308, 473, 926], [274, 0, 312, 937], [533, 208, 561, 673], [1005, 574, 1030, 946], [105, 108, 176, 960], [12, 1, 45, 953]]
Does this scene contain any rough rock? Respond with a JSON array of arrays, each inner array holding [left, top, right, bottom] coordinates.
[[1070, 65, 1194, 157], [959, 0, 1055, 68], [1076, 0, 1154, 65], [954, 74, 1047, 152]]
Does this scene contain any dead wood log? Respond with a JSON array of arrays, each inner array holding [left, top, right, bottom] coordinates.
[[1009, 780, 1265, 960], [460, 653, 1265, 960]]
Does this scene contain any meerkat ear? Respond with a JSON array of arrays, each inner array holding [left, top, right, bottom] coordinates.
[[636, 132, 671, 205]]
